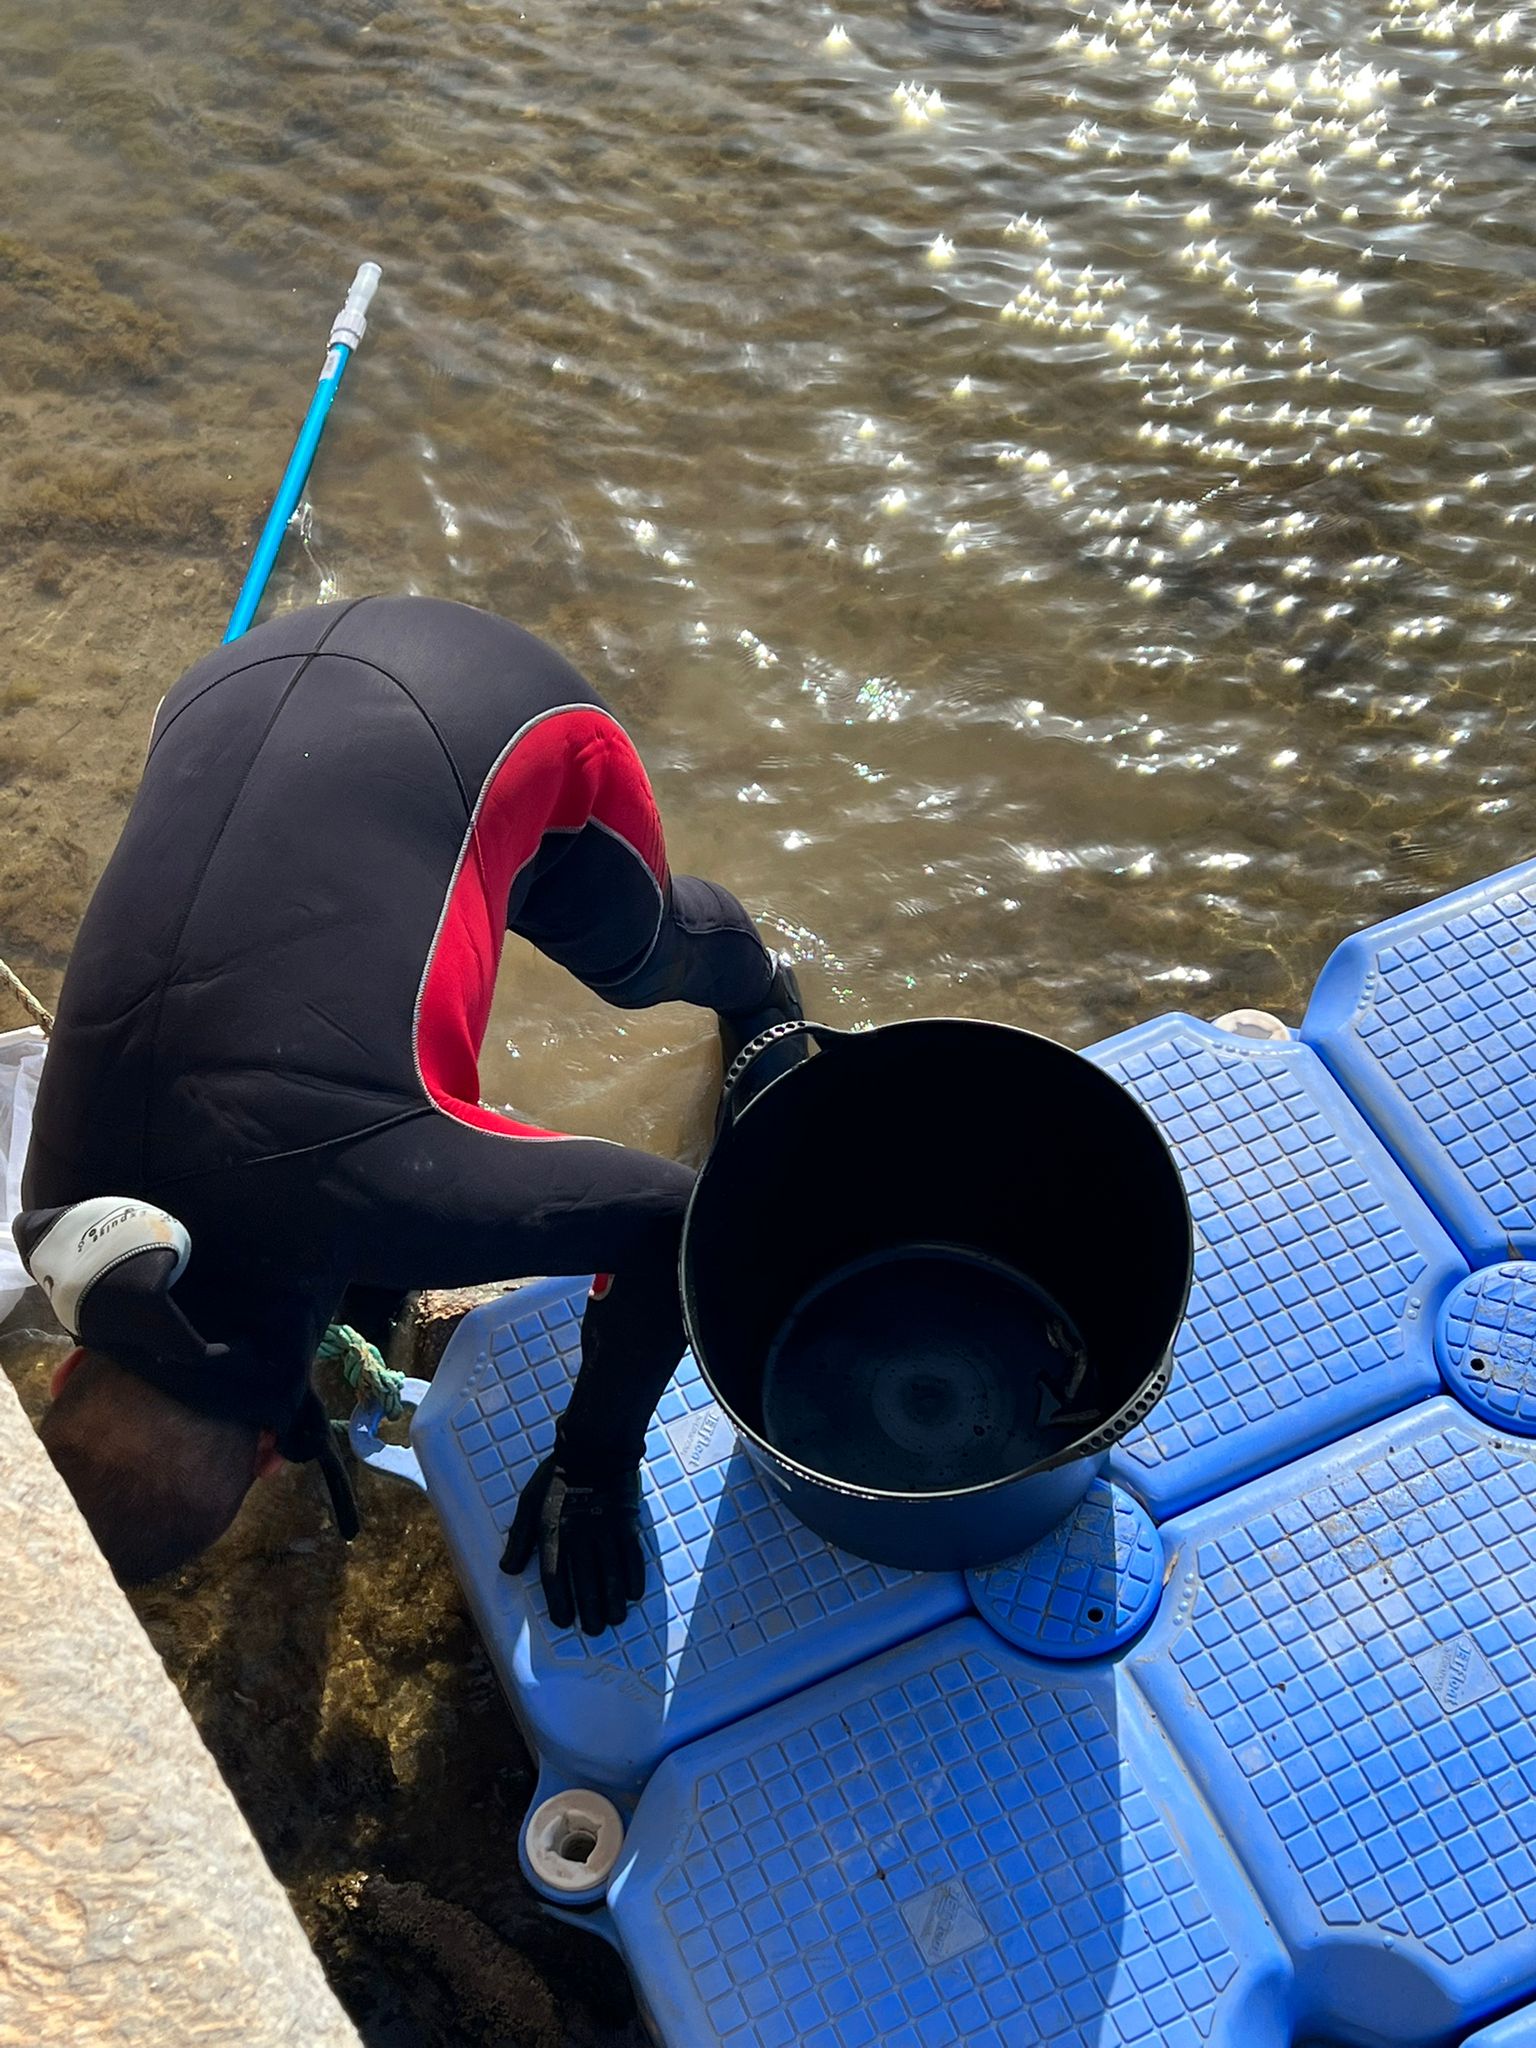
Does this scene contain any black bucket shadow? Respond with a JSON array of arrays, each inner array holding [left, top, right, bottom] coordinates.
[[624, 1437, 938, 1718]]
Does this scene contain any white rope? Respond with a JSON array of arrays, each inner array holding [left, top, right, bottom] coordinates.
[[0, 957, 52, 1035]]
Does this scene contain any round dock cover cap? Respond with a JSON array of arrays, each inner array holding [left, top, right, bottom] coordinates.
[[1437, 1262, 1536, 1436], [967, 1479, 1163, 1659], [523, 1788, 625, 1898]]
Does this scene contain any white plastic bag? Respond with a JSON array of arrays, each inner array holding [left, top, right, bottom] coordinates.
[[0, 1027, 47, 1323]]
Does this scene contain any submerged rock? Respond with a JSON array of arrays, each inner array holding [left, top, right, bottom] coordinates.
[[1481, 289, 1536, 377], [389, 1282, 533, 1381], [340, 1876, 563, 2048]]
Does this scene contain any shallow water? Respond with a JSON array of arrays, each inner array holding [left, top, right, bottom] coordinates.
[[2, 0, 1535, 2036]]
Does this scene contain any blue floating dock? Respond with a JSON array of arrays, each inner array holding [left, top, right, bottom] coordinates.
[[408, 1275, 966, 1800], [608, 1399, 1536, 2048], [1304, 856, 1536, 1266], [371, 857, 1536, 2046], [1090, 1016, 1464, 1520]]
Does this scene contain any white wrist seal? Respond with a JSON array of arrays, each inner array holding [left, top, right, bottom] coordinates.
[[19, 1197, 190, 1340]]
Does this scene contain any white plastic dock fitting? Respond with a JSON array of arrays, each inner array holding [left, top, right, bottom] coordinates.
[[1212, 1007, 1292, 1042], [523, 1789, 624, 1895]]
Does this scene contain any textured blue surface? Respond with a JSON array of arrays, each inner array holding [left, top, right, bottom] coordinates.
[[1303, 857, 1536, 1266], [611, 1616, 1292, 2048], [1091, 1015, 1463, 1521], [967, 1481, 1163, 1660], [411, 1276, 967, 1797], [1131, 1399, 1536, 2047], [1464, 2007, 1536, 2046], [1438, 1264, 1536, 1436]]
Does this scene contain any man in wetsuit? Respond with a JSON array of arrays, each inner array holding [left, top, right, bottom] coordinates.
[[13, 596, 801, 1632]]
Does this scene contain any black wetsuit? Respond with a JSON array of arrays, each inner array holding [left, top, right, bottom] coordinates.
[[23, 597, 776, 1481]]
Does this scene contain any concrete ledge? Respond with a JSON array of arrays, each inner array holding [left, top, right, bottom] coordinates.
[[0, 1373, 360, 2048]]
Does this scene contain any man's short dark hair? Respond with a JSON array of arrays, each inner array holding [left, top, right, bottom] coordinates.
[[40, 1350, 261, 1584]]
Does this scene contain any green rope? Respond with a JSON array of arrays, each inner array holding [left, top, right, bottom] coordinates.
[[318, 1322, 406, 1421]]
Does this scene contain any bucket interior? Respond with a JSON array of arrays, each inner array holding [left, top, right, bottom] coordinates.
[[685, 1019, 1191, 1489], [761, 1244, 1092, 1494]]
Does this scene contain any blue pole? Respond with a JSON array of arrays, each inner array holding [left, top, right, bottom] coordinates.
[[223, 262, 382, 644]]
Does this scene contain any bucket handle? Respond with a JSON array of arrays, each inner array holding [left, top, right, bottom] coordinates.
[[721, 1018, 853, 1125]]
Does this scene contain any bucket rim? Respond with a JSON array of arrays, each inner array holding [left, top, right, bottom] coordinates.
[[711, 1011, 1199, 1132], [679, 1012, 1193, 1505]]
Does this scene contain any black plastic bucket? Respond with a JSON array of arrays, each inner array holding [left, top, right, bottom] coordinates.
[[681, 1019, 1192, 1571]]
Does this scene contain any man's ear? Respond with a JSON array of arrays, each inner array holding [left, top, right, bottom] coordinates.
[[49, 1346, 86, 1401], [254, 1428, 285, 1481]]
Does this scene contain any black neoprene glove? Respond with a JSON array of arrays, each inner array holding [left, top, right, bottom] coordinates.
[[500, 1451, 645, 1635]]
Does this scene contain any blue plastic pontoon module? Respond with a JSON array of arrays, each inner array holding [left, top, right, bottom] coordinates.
[[1303, 856, 1536, 1266], [1090, 1016, 1464, 1521], [408, 1276, 967, 1799], [1129, 1398, 1536, 2048], [610, 1615, 1294, 2048]]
